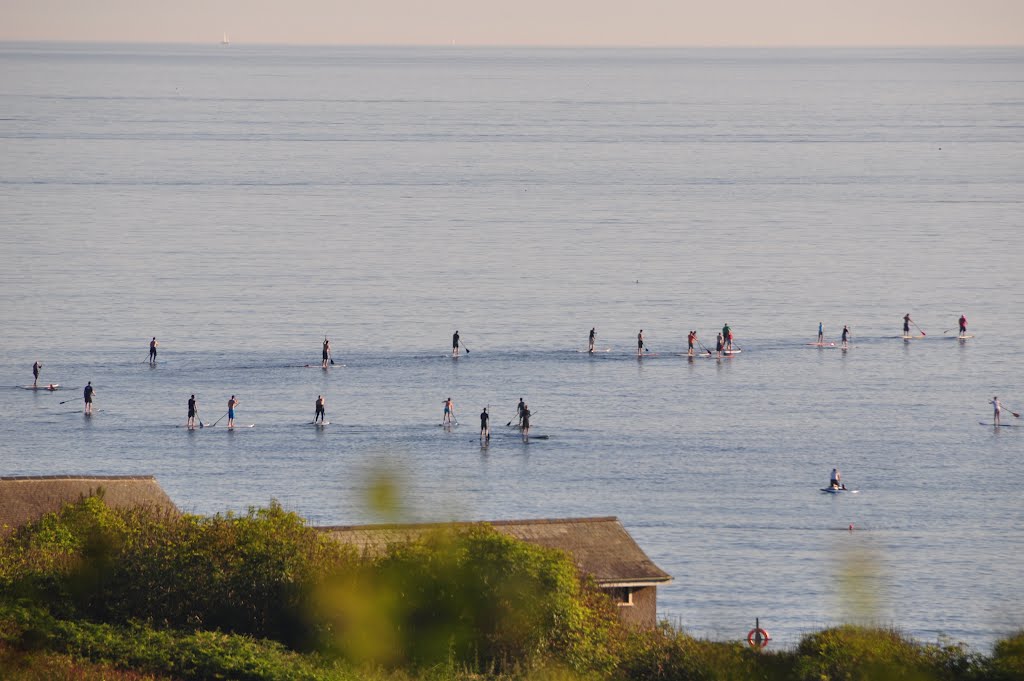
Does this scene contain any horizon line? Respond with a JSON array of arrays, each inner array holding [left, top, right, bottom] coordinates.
[[2, 39, 1022, 49]]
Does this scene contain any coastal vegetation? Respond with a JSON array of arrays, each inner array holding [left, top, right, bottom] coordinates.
[[0, 496, 1020, 680]]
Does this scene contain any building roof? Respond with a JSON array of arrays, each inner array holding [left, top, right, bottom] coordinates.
[[0, 475, 178, 535], [318, 516, 671, 586]]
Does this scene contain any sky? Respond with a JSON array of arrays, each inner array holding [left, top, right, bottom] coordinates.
[[1, 0, 1022, 46]]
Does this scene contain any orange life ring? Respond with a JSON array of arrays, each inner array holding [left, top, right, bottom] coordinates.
[[747, 627, 770, 648]]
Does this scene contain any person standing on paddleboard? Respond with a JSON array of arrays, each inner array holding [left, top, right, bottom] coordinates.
[[903, 314, 912, 337], [188, 394, 197, 429], [722, 323, 733, 351], [991, 396, 1001, 426], [715, 332, 724, 358], [149, 337, 158, 363], [443, 397, 455, 425], [817, 322, 824, 344], [32, 361, 41, 387], [687, 330, 696, 357], [322, 338, 331, 368], [452, 330, 460, 357], [83, 382, 94, 415], [588, 327, 596, 353], [841, 325, 850, 349], [830, 468, 841, 489], [959, 314, 968, 338], [227, 395, 238, 428], [315, 395, 326, 424], [480, 407, 489, 441], [637, 330, 645, 357], [521, 404, 531, 441], [516, 397, 526, 427]]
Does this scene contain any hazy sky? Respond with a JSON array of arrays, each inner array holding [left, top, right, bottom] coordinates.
[[2, 0, 1022, 46]]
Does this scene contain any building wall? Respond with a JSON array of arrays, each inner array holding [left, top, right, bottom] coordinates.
[[612, 585, 657, 628]]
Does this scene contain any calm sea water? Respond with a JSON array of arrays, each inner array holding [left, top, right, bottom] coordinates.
[[1, 43, 1022, 650]]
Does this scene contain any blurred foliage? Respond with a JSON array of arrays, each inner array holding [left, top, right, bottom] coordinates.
[[0, 494, 1021, 681]]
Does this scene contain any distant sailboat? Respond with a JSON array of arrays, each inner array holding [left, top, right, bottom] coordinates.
[[221, 32, 230, 45]]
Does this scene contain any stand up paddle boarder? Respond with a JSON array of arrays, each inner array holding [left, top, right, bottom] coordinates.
[[227, 395, 239, 428], [637, 330, 645, 357], [480, 407, 490, 441], [322, 338, 331, 368], [149, 337, 158, 363], [32, 361, 41, 387], [521, 404, 531, 441], [830, 468, 841, 489], [452, 330, 460, 357], [315, 395, 326, 424], [442, 397, 455, 425], [715, 332, 724, 358], [515, 397, 526, 427], [588, 327, 596, 353], [817, 322, 824, 344], [841, 325, 850, 349], [687, 330, 696, 357], [83, 382, 94, 415], [722, 323, 733, 351], [903, 314, 912, 338], [991, 396, 1002, 427], [187, 394, 198, 429], [959, 314, 968, 338]]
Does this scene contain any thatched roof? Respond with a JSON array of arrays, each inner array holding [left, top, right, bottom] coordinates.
[[319, 517, 671, 586], [0, 475, 178, 535]]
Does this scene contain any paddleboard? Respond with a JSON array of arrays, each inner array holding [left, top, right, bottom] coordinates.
[[901, 335, 926, 340], [956, 335, 975, 340], [979, 422, 1017, 427], [575, 348, 611, 353], [722, 349, 742, 355], [313, 421, 331, 426], [21, 384, 60, 390], [806, 342, 836, 347], [225, 424, 255, 429], [821, 488, 859, 494]]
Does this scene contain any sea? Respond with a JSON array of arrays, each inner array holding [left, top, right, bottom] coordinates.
[[1, 43, 1022, 651]]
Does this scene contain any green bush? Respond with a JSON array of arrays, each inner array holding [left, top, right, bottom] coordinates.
[[0, 497, 355, 649], [793, 625, 987, 681], [613, 624, 788, 681], [990, 630, 1024, 680], [315, 525, 618, 672]]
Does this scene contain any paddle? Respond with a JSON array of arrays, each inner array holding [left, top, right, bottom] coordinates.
[[210, 411, 229, 427], [461, 342, 470, 354], [912, 320, 926, 336], [1006, 405, 1021, 418], [696, 339, 713, 356]]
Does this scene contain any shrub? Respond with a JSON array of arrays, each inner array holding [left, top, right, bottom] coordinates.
[[314, 525, 617, 672], [0, 498, 356, 649], [793, 625, 986, 681], [614, 624, 787, 681], [990, 630, 1024, 681]]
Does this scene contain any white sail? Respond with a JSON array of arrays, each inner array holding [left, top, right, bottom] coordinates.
[[221, 32, 230, 45]]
